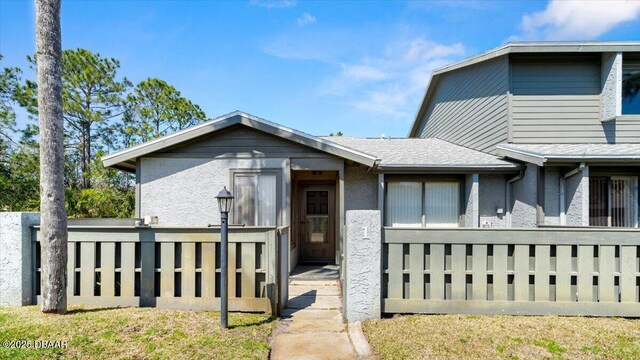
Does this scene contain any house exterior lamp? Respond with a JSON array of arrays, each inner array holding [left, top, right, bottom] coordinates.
[[215, 186, 234, 328]]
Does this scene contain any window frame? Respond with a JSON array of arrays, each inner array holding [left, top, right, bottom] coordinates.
[[384, 175, 464, 228], [229, 168, 282, 227], [588, 174, 639, 228]]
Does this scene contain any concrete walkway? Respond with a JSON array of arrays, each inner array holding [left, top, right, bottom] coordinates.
[[271, 279, 358, 360]]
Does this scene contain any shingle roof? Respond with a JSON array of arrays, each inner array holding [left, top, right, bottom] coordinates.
[[322, 137, 518, 171], [495, 143, 640, 166]]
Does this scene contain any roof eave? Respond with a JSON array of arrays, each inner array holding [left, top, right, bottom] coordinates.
[[102, 111, 379, 171]]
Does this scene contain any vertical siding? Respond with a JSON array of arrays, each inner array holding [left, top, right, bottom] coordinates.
[[416, 56, 509, 153], [511, 60, 606, 143]]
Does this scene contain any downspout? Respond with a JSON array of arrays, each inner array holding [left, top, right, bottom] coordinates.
[[559, 163, 585, 226], [505, 169, 525, 227]]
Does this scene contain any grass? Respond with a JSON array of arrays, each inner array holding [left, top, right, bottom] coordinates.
[[0, 306, 276, 360], [363, 314, 640, 360]]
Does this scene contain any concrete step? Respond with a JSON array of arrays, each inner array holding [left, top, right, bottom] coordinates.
[[281, 319, 346, 333], [289, 285, 341, 296], [289, 279, 340, 287], [286, 294, 342, 310], [281, 308, 343, 321]]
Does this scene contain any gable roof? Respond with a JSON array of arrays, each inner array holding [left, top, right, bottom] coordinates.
[[323, 137, 519, 172], [407, 41, 640, 138], [102, 111, 380, 171], [495, 143, 640, 167]]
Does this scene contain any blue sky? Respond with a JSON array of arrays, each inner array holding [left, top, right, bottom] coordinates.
[[1, 0, 640, 138]]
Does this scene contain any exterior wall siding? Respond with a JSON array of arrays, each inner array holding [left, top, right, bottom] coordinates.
[[415, 56, 509, 152], [511, 164, 538, 228], [511, 60, 608, 143]]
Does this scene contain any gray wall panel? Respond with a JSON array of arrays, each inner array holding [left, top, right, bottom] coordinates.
[[415, 56, 509, 152]]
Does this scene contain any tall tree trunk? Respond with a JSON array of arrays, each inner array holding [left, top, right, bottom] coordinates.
[[36, 0, 68, 314]]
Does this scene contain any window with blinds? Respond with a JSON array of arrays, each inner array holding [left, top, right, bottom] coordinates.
[[385, 180, 460, 227], [233, 173, 277, 226], [589, 176, 638, 227]]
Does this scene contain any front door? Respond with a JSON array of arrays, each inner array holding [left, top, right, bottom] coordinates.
[[299, 185, 335, 263]]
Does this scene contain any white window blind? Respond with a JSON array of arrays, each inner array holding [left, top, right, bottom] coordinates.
[[233, 173, 277, 226], [425, 182, 460, 227], [386, 182, 422, 227]]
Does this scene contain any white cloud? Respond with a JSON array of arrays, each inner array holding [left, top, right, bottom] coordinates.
[[516, 0, 640, 40], [249, 0, 297, 9], [324, 38, 465, 119], [296, 13, 316, 26]]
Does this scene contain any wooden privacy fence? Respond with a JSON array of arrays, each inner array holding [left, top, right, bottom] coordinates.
[[32, 225, 282, 313], [383, 227, 640, 316]]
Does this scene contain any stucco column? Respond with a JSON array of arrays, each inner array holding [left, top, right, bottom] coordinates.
[[344, 210, 381, 323], [465, 173, 479, 227], [0, 212, 40, 306]]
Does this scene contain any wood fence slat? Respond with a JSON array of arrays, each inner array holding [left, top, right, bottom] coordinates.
[[472, 245, 487, 300], [388, 243, 404, 299], [599, 245, 616, 302], [452, 244, 466, 300], [182, 242, 196, 298], [101, 243, 115, 298], [514, 245, 528, 301], [409, 243, 424, 300], [431, 244, 445, 300], [140, 241, 155, 306], [228, 242, 237, 298], [202, 242, 216, 298], [120, 243, 136, 297], [160, 242, 175, 298], [620, 246, 637, 302], [241, 243, 256, 298], [534, 245, 550, 301], [80, 242, 95, 297], [493, 245, 508, 301], [556, 245, 572, 302], [67, 242, 75, 298], [578, 245, 594, 302]]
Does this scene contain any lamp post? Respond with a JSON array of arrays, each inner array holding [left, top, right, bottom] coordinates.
[[215, 186, 234, 328]]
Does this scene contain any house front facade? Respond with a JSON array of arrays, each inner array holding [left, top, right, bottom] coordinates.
[[103, 42, 640, 275]]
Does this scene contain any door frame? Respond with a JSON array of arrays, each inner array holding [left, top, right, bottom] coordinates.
[[295, 181, 338, 264]]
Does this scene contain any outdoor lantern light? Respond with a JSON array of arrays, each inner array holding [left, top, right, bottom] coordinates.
[[215, 186, 234, 328], [215, 186, 234, 214]]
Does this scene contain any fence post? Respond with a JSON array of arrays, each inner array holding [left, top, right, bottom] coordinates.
[[344, 210, 381, 323], [0, 212, 40, 306]]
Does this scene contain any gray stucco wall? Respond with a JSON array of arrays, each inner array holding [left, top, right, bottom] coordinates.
[[543, 167, 561, 226], [511, 164, 538, 228], [344, 165, 378, 212], [601, 52, 622, 120], [0, 212, 39, 306], [344, 210, 381, 323], [140, 157, 288, 227], [565, 166, 590, 226], [479, 174, 506, 228]]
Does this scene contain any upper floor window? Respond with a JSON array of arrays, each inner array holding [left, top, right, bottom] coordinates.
[[233, 172, 277, 226], [622, 57, 640, 115], [385, 180, 461, 228]]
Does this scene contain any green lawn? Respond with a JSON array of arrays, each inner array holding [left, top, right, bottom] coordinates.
[[364, 314, 640, 360], [0, 306, 275, 360]]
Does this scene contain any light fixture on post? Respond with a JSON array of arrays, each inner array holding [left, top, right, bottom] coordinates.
[[215, 186, 234, 328]]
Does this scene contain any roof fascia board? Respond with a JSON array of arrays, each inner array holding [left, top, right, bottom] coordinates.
[[494, 146, 546, 166]]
